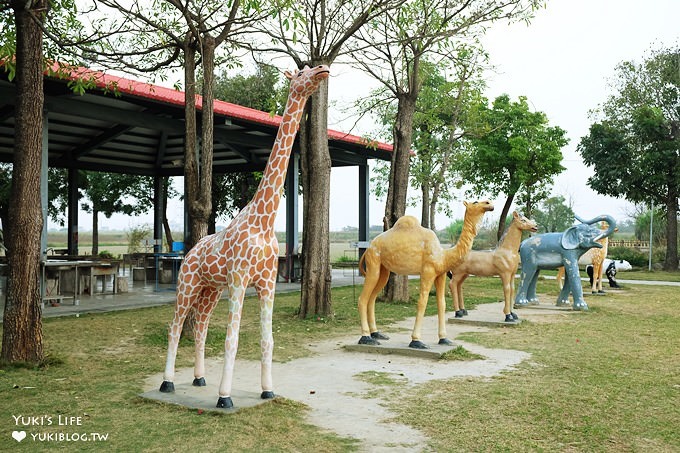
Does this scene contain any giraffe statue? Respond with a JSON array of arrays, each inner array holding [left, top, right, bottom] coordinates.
[[556, 221, 617, 294], [159, 64, 330, 409]]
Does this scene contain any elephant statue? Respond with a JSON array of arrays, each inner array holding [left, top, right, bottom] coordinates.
[[515, 214, 617, 310]]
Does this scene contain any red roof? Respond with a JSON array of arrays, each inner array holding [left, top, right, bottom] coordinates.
[[52, 64, 393, 153]]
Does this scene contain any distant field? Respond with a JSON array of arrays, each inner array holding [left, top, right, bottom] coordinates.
[[46, 230, 363, 263]]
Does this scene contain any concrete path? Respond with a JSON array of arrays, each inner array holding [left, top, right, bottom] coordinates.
[[140, 302, 575, 452]]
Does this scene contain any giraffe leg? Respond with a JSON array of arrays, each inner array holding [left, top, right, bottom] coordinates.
[[192, 287, 222, 386], [367, 266, 390, 341], [556, 266, 565, 290], [255, 279, 276, 400], [216, 280, 248, 409], [160, 287, 196, 393], [434, 274, 452, 345]]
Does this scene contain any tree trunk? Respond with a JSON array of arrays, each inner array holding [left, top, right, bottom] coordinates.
[[497, 193, 515, 242], [298, 74, 333, 319], [91, 209, 99, 256], [181, 42, 199, 339], [663, 190, 679, 270], [421, 179, 430, 229], [183, 42, 199, 250], [382, 93, 417, 302], [1, 2, 46, 364], [193, 35, 215, 241]]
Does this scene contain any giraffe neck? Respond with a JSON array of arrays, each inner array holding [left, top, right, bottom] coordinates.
[[249, 94, 307, 229]]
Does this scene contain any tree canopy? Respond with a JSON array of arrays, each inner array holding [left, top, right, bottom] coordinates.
[[532, 195, 574, 233], [578, 45, 679, 270], [210, 63, 287, 228], [460, 94, 568, 240]]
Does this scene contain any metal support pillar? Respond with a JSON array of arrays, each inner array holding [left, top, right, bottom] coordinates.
[[40, 111, 48, 261], [285, 152, 299, 281], [67, 168, 79, 255], [153, 176, 164, 253], [358, 163, 370, 260]]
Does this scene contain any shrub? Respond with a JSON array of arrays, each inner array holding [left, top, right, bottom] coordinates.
[[98, 250, 115, 259], [126, 224, 153, 254], [608, 246, 648, 268]]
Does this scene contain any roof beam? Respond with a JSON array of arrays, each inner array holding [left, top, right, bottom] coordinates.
[[71, 123, 135, 158], [155, 130, 169, 168], [0, 105, 14, 122], [44, 95, 184, 132]]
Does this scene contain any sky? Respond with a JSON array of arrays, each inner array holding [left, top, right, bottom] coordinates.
[[70, 0, 680, 234]]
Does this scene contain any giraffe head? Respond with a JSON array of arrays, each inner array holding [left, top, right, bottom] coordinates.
[[284, 65, 330, 99]]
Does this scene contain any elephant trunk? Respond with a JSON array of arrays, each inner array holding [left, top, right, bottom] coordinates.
[[574, 214, 617, 241]]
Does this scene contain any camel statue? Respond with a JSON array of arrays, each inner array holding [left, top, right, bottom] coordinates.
[[448, 211, 538, 323], [357, 200, 494, 349], [556, 221, 617, 294], [159, 64, 330, 409]]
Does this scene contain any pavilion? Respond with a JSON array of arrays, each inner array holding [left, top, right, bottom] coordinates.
[[0, 66, 392, 280]]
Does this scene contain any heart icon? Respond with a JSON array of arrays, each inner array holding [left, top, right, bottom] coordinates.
[[12, 431, 26, 442]]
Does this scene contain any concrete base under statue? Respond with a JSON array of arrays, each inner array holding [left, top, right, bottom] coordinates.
[[344, 340, 459, 360], [140, 361, 274, 413], [513, 302, 574, 311], [448, 300, 584, 326], [448, 314, 523, 328]]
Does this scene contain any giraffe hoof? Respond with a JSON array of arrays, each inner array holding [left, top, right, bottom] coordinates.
[[216, 397, 233, 409], [192, 377, 206, 387], [408, 340, 429, 349], [370, 331, 390, 340], [438, 338, 454, 346], [358, 335, 380, 345], [462, 309, 468, 315], [261, 391, 275, 400], [159, 381, 175, 393], [454, 310, 465, 318], [511, 312, 518, 320]]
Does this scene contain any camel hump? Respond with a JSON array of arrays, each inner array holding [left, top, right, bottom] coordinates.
[[392, 215, 420, 230]]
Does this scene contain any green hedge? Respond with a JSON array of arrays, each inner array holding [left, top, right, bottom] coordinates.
[[608, 246, 665, 268]]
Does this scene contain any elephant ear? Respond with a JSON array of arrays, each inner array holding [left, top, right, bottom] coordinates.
[[561, 226, 581, 250]]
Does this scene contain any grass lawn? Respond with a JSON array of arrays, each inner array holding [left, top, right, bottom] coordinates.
[[1, 277, 679, 451]]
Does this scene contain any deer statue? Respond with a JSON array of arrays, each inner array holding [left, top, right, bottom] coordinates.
[[357, 200, 494, 349], [448, 211, 538, 322]]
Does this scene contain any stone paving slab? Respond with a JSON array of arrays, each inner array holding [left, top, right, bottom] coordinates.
[[343, 341, 458, 359], [513, 303, 574, 311], [448, 317, 522, 328], [140, 366, 273, 413]]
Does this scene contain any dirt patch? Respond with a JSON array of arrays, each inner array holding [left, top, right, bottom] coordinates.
[[143, 303, 554, 452]]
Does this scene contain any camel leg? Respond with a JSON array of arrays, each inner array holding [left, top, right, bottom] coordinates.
[[357, 252, 381, 345], [255, 278, 276, 400], [409, 274, 435, 349], [434, 274, 452, 345], [216, 278, 248, 409], [192, 287, 222, 386], [160, 283, 200, 393], [367, 266, 390, 341]]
